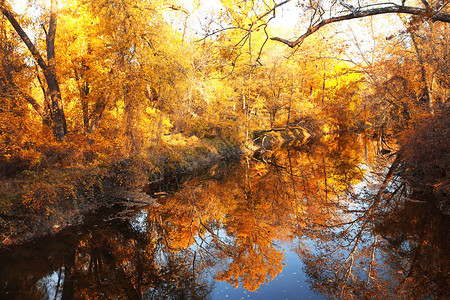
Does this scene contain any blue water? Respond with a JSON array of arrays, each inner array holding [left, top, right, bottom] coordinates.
[[212, 247, 323, 300]]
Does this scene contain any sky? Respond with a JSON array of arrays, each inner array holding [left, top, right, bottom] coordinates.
[[192, 0, 302, 29], [12, 0, 27, 12], [163, 0, 303, 39]]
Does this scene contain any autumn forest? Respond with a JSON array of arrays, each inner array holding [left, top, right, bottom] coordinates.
[[0, 0, 449, 298]]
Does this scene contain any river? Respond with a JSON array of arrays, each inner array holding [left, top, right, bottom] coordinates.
[[0, 133, 448, 299]]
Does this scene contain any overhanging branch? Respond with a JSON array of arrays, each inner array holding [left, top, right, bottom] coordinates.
[[271, 5, 450, 47]]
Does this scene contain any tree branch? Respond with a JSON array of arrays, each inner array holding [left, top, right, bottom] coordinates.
[[257, 0, 292, 22], [271, 5, 450, 47], [166, 4, 189, 15], [0, 5, 49, 71], [47, 0, 57, 70]]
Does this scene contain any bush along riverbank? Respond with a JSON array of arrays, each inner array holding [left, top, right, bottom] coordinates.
[[0, 136, 242, 246]]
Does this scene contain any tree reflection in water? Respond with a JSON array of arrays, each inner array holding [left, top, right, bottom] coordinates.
[[146, 133, 368, 293], [294, 143, 449, 299], [0, 212, 213, 299], [0, 133, 447, 299]]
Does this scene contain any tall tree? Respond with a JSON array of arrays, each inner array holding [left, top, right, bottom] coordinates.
[[1, 0, 67, 141]]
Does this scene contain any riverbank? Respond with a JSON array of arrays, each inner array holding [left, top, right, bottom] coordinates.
[[0, 136, 241, 246]]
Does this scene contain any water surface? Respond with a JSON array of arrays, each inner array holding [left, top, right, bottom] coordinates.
[[0, 133, 448, 299]]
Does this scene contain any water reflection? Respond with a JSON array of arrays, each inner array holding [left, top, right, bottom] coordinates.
[[0, 133, 447, 299]]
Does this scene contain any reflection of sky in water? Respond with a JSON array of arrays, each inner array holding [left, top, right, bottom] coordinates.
[[190, 227, 324, 299], [130, 209, 148, 233], [212, 249, 323, 300], [127, 211, 323, 299], [37, 270, 63, 300]]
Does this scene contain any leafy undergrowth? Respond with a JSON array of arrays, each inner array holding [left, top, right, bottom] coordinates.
[[0, 135, 241, 246]]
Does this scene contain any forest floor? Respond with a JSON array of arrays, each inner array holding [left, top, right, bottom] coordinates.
[[0, 136, 242, 247]]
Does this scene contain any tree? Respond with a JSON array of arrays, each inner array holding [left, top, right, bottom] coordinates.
[[0, 22, 44, 175], [1, 0, 67, 141]]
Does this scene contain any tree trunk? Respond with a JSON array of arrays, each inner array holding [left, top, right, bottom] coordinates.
[[46, 0, 67, 141], [1, 0, 67, 141], [61, 250, 75, 300], [409, 31, 432, 111], [73, 64, 90, 133]]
